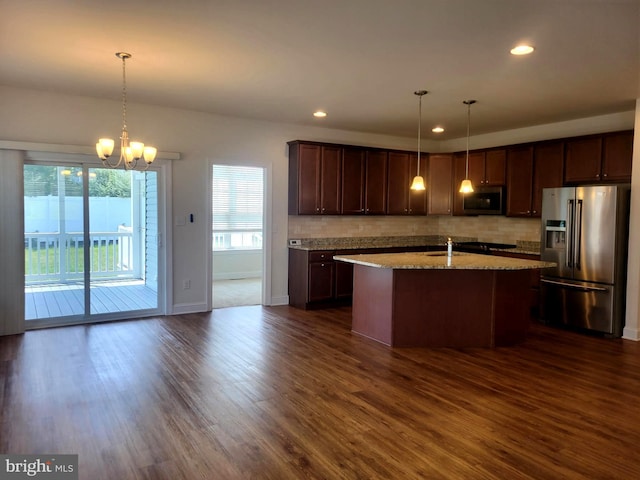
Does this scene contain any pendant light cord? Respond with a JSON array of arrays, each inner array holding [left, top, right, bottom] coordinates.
[[465, 101, 470, 179], [417, 94, 422, 172], [463, 100, 476, 180]]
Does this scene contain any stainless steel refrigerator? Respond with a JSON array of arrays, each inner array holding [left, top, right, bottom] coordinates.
[[540, 185, 630, 336]]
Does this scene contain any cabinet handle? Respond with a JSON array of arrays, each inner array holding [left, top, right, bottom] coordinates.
[[596, 174, 600, 179], [603, 173, 608, 177], [533, 210, 537, 214]]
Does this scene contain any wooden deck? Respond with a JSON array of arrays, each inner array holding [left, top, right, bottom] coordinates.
[[25, 280, 158, 320], [1, 306, 639, 479]]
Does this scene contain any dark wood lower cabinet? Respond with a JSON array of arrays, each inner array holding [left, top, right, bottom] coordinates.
[[289, 246, 437, 309]]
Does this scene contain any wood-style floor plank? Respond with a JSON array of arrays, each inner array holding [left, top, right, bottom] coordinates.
[[1, 305, 640, 479]]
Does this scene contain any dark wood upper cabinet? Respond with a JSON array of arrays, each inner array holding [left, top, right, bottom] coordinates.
[[408, 153, 428, 215], [467, 152, 486, 187], [564, 136, 603, 184], [387, 151, 427, 215], [467, 149, 506, 187], [289, 130, 631, 217], [452, 153, 467, 216], [602, 131, 633, 181], [532, 141, 564, 216], [288, 141, 321, 215], [341, 147, 366, 214], [565, 131, 633, 184], [428, 154, 453, 215], [387, 151, 411, 215], [506, 146, 534, 217], [288, 141, 341, 215], [484, 149, 507, 186], [364, 150, 388, 214], [319, 145, 341, 214]]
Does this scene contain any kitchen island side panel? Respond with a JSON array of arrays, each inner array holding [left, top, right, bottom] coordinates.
[[351, 265, 395, 345], [391, 270, 495, 347], [492, 269, 532, 345]]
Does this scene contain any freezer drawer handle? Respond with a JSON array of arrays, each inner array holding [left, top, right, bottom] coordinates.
[[541, 278, 608, 292]]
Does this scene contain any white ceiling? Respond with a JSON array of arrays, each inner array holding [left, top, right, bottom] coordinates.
[[1, 0, 638, 140]]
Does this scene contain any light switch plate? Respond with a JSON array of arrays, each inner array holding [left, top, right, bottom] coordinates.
[[288, 239, 302, 246]]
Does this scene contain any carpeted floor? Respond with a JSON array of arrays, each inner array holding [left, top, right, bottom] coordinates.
[[212, 278, 262, 308]]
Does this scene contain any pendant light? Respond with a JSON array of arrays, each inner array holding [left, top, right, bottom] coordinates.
[[96, 52, 157, 170], [459, 99, 476, 193], [410, 90, 428, 191]]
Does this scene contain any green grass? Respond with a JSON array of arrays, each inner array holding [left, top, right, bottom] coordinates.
[[25, 243, 121, 275]]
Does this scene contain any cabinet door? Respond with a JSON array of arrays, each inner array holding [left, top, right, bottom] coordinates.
[[532, 141, 564, 216], [319, 145, 341, 214], [341, 147, 365, 214], [564, 136, 603, 183], [506, 146, 534, 217], [452, 153, 467, 215], [364, 150, 388, 214], [408, 153, 428, 215], [602, 131, 633, 182], [290, 143, 321, 214], [467, 152, 486, 186], [428, 154, 453, 215], [308, 262, 335, 302], [485, 149, 506, 186], [387, 151, 410, 214]]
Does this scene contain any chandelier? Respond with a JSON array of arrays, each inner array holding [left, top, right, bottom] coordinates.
[[409, 90, 428, 191], [459, 99, 476, 193], [96, 52, 157, 170]]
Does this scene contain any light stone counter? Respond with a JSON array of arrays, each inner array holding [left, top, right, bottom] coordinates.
[[334, 251, 554, 270]]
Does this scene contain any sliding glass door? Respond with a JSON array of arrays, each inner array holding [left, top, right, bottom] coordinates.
[[24, 162, 162, 327]]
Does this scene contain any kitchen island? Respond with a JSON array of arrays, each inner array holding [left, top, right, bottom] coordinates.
[[334, 252, 555, 348]]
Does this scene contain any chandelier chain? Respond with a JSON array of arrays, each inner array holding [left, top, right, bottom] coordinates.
[[121, 55, 128, 133]]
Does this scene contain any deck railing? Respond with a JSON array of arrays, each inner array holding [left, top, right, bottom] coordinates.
[[24, 231, 136, 284]]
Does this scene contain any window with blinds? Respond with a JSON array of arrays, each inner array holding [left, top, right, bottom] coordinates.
[[212, 165, 264, 251]]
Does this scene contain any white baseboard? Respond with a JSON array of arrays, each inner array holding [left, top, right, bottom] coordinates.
[[213, 271, 262, 281], [172, 302, 209, 315], [268, 295, 289, 306], [622, 326, 640, 341]]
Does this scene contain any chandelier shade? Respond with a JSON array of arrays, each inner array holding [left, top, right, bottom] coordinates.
[[96, 52, 157, 170]]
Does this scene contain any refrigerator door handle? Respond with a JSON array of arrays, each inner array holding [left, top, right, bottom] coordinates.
[[575, 199, 583, 270], [540, 278, 608, 292], [567, 199, 574, 268]]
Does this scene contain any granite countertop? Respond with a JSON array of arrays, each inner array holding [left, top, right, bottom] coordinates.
[[289, 236, 541, 256], [333, 251, 554, 270]]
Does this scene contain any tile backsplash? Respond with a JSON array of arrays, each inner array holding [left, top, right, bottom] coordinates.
[[288, 215, 540, 245]]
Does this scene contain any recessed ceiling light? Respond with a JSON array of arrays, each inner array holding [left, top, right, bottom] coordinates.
[[510, 44, 535, 55], [432, 126, 444, 133], [313, 111, 327, 118]]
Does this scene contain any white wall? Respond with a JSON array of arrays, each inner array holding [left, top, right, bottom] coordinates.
[[213, 250, 263, 281], [0, 85, 636, 317], [0, 85, 421, 310]]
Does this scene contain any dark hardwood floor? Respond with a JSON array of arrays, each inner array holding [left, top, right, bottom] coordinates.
[[1, 306, 639, 479]]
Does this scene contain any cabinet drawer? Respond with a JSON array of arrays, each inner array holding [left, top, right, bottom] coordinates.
[[308, 250, 335, 262]]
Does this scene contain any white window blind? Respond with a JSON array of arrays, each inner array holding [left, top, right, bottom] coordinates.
[[212, 165, 264, 250]]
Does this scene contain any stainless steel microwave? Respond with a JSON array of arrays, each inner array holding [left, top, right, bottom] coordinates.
[[462, 186, 505, 215]]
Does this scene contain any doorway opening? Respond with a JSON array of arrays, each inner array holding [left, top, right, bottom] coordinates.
[[211, 165, 264, 308]]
